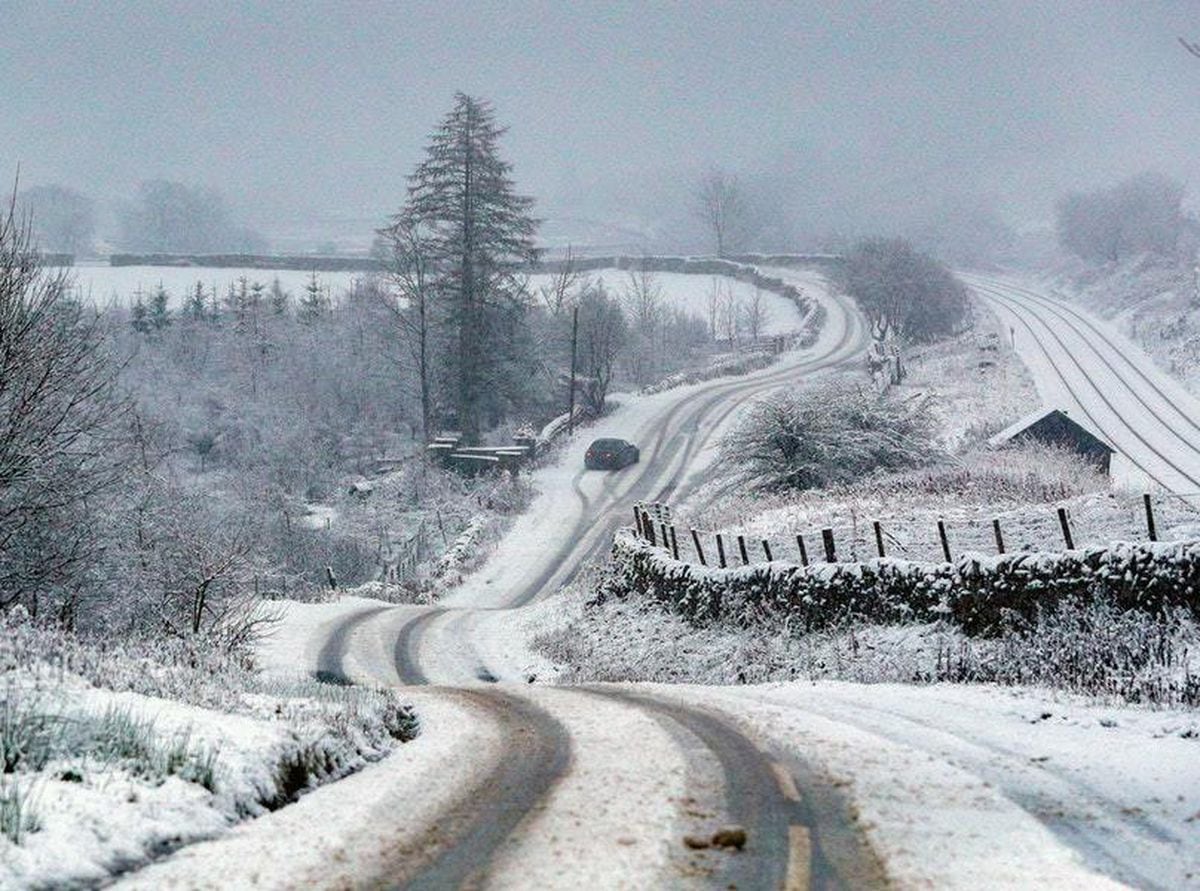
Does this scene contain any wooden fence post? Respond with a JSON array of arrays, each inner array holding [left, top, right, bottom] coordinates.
[[796, 534, 809, 566], [822, 528, 836, 563], [660, 522, 671, 553], [993, 518, 1005, 555], [669, 525, 680, 560], [873, 521, 885, 558], [737, 535, 750, 565], [762, 540, 773, 562], [1144, 493, 1158, 542], [716, 534, 727, 568], [645, 516, 657, 547], [937, 520, 951, 562], [1057, 507, 1074, 550], [691, 529, 707, 566], [634, 507, 643, 538]]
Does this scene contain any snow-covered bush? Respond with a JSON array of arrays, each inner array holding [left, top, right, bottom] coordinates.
[[856, 443, 1106, 504], [719, 379, 942, 492], [942, 596, 1200, 705]]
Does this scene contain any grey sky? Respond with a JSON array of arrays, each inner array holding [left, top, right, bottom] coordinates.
[[3, 1, 1199, 245]]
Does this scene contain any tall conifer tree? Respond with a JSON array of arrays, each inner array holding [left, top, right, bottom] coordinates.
[[399, 93, 539, 442]]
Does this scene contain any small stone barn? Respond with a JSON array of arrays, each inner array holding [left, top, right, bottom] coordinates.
[[989, 407, 1116, 474]]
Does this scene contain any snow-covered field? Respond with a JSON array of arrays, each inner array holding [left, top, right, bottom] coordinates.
[[62, 263, 366, 307], [62, 263, 815, 338]]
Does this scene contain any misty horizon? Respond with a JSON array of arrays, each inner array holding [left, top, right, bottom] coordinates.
[[4, 1, 1200, 251]]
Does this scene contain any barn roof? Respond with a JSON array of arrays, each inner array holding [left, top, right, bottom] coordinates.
[[988, 407, 1115, 453]]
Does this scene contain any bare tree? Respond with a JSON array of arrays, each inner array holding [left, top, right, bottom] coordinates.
[[1056, 172, 1186, 264], [836, 237, 969, 343], [377, 213, 436, 442], [717, 283, 740, 346], [621, 262, 666, 385], [739, 287, 766, 345], [539, 245, 587, 317], [575, 282, 628, 414], [0, 190, 127, 614], [706, 277, 723, 339], [16, 184, 95, 255], [695, 167, 747, 257]]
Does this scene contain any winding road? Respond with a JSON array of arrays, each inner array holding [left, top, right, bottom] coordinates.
[[126, 268, 1200, 890], [303, 267, 888, 889]]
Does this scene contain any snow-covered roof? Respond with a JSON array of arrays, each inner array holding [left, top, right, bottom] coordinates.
[[988, 406, 1114, 452]]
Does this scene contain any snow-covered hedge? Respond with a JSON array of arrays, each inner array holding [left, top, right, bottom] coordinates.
[[642, 350, 776, 395], [534, 254, 821, 319], [608, 531, 1200, 635]]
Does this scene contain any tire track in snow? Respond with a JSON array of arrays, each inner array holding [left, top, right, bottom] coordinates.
[[396, 688, 571, 890], [312, 604, 392, 685], [757, 691, 1179, 890], [393, 608, 449, 685], [583, 687, 888, 890]]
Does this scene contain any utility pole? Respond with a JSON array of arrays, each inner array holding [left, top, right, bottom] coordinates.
[[567, 304, 579, 435]]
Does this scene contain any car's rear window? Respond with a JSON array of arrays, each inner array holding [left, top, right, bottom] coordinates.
[[591, 439, 624, 448]]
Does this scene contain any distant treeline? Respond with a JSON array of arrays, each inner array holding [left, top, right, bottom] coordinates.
[[533, 253, 842, 275], [99, 251, 843, 275], [108, 253, 386, 271]]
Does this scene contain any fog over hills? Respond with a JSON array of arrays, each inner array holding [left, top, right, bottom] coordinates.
[[2, 1, 1198, 249]]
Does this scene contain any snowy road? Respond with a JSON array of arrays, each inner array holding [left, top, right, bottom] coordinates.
[[116, 269, 1200, 890], [965, 273, 1200, 502]]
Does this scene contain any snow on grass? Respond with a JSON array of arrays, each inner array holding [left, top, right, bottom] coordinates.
[[895, 298, 1038, 449], [678, 448, 1195, 564], [109, 690, 487, 890], [0, 611, 415, 889]]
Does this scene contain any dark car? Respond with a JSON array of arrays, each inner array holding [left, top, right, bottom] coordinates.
[[585, 437, 640, 470]]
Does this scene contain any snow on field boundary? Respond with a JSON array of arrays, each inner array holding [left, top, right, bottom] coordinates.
[[608, 528, 1200, 635]]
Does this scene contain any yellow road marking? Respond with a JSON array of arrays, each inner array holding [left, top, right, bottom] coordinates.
[[785, 824, 812, 890], [771, 761, 801, 802]]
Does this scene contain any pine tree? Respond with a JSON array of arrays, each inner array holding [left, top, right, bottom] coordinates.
[[207, 284, 221, 324], [150, 283, 172, 330], [248, 280, 265, 335], [184, 281, 207, 322], [130, 286, 151, 334], [399, 92, 539, 442], [269, 276, 290, 316], [299, 270, 327, 322]]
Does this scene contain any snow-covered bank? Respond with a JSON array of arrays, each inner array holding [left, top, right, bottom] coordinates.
[[110, 690, 483, 890], [0, 609, 415, 890]]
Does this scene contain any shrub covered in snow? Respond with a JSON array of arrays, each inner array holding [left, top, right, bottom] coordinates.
[[943, 596, 1200, 704], [718, 379, 942, 492]]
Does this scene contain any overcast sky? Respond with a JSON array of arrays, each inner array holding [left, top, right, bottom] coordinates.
[[3, 1, 1199, 245]]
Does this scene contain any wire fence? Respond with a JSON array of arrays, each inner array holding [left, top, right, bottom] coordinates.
[[633, 492, 1183, 569]]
